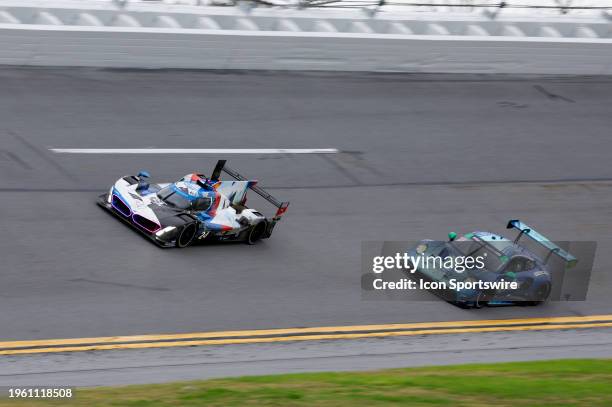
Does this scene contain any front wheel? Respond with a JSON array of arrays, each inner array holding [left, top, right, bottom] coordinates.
[[450, 300, 471, 309], [176, 223, 197, 248]]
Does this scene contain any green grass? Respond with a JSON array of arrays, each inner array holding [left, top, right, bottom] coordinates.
[[2, 359, 612, 407]]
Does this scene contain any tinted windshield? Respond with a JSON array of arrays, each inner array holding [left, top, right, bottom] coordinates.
[[193, 197, 212, 211], [157, 186, 191, 210]]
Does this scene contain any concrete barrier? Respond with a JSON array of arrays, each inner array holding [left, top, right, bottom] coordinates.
[[0, 1, 611, 73], [2, 25, 611, 73]]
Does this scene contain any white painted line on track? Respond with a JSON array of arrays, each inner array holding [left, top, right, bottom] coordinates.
[[50, 148, 339, 154]]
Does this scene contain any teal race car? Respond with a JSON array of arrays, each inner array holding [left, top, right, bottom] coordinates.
[[407, 220, 577, 308]]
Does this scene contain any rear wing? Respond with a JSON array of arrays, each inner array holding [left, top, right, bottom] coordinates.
[[211, 160, 289, 220], [506, 219, 577, 268]]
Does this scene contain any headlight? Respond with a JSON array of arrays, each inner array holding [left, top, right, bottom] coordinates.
[[155, 226, 177, 238], [416, 244, 428, 254]]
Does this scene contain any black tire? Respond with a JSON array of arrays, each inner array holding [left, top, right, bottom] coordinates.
[[176, 223, 197, 248], [525, 283, 551, 306], [450, 300, 471, 309], [246, 221, 267, 245]]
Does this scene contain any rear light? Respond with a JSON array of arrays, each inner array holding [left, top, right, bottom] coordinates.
[[274, 202, 289, 218]]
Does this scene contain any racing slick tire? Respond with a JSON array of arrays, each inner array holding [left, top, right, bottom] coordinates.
[[246, 221, 267, 245], [450, 301, 471, 309], [525, 282, 551, 306], [176, 223, 197, 248]]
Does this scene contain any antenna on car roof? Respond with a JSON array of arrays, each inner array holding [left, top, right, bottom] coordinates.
[[210, 160, 226, 182]]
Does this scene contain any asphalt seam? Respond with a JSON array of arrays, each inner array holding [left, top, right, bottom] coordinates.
[[1, 178, 612, 193]]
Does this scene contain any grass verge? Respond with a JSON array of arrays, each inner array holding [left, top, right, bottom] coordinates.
[[1, 359, 611, 406]]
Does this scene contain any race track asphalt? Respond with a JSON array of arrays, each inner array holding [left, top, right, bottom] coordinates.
[[1, 68, 611, 342]]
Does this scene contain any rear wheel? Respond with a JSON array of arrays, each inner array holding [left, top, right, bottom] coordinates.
[[246, 222, 267, 245], [525, 283, 551, 306], [176, 223, 197, 248]]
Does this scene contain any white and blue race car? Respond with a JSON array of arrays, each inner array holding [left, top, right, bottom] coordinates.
[[98, 160, 289, 248]]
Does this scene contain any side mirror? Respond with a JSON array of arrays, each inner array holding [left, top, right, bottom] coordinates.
[[504, 271, 517, 281]]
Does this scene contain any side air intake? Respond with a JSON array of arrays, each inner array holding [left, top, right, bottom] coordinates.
[[132, 214, 161, 233], [111, 193, 131, 217]]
